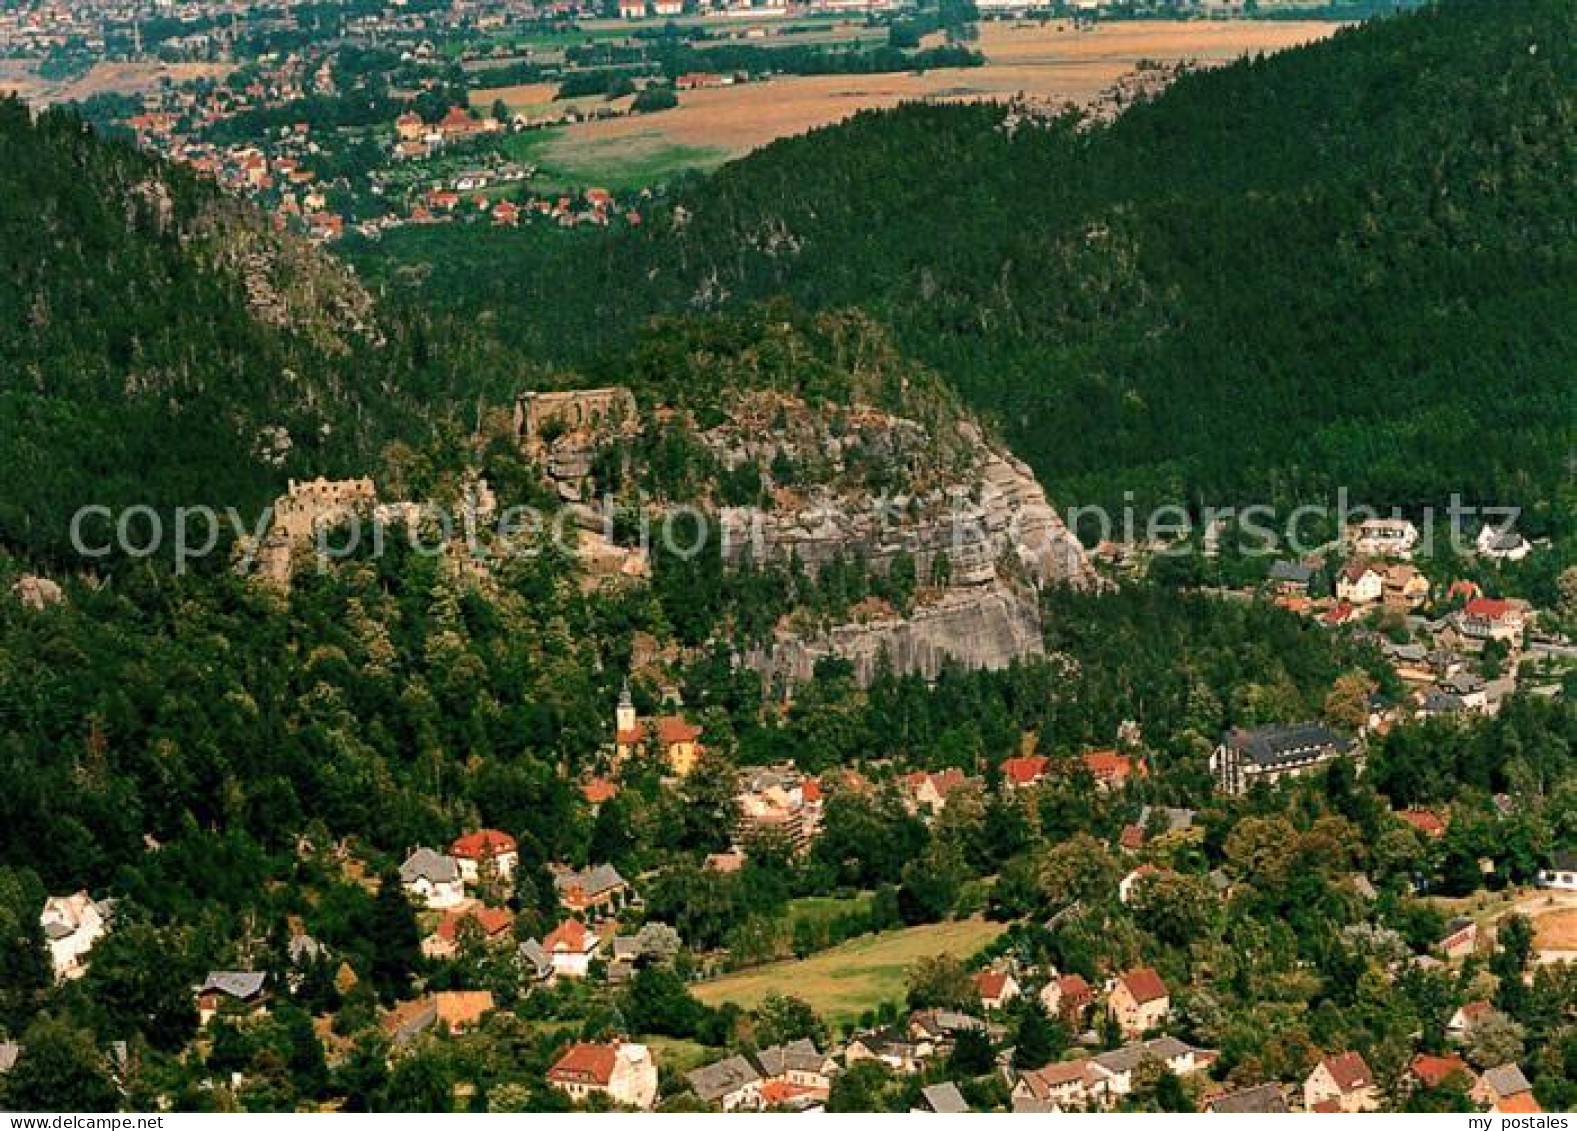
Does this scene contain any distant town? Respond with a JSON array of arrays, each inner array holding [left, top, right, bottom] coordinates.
[[0, 0, 1388, 243]]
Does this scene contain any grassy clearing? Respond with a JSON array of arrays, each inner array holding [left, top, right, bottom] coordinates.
[[692, 917, 1007, 1027], [787, 892, 873, 927], [506, 126, 728, 191]]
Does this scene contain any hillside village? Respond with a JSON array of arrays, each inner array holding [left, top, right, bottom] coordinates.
[[7, 410, 1575, 1111], [1, 0, 1576, 1116]]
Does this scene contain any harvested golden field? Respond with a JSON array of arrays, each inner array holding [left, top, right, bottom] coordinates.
[[1534, 908, 1577, 951], [561, 19, 1338, 157], [692, 917, 1008, 1026]]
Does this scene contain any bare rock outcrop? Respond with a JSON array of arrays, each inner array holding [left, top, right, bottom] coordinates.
[[748, 579, 1046, 688]]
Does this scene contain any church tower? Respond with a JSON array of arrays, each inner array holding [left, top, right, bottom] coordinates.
[[615, 680, 637, 737]]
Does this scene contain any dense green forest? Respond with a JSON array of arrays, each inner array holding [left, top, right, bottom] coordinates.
[[5, 0, 1577, 1112], [0, 100, 545, 565], [350, 0, 1577, 533]]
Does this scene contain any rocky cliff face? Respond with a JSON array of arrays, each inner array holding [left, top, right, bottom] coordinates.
[[747, 580, 1048, 688], [519, 385, 1092, 688], [698, 395, 1092, 688]]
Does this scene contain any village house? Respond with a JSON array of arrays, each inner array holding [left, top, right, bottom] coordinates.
[[551, 863, 632, 919], [542, 918, 603, 979], [1477, 522, 1531, 562], [1352, 517, 1420, 559], [908, 1009, 1001, 1050], [1000, 753, 1049, 789], [902, 768, 974, 815], [398, 847, 466, 909], [754, 1039, 836, 1106], [687, 1053, 763, 1111], [1082, 749, 1145, 791], [1012, 1058, 1101, 1112], [1211, 722, 1354, 795], [1107, 967, 1170, 1039], [736, 766, 824, 854], [913, 1081, 970, 1113], [1336, 560, 1385, 605], [1039, 972, 1096, 1027], [1207, 1082, 1289, 1113], [843, 1027, 933, 1075], [548, 1040, 659, 1110], [1438, 916, 1479, 960], [39, 892, 112, 981], [1455, 598, 1527, 646], [1090, 1036, 1206, 1101], [1383, 563, 1431, 609], [1472, 1064, 1537, 1111], [450, 829, 518, 884], [1537, 850, 1577, 890], [1267, 559, 1315, 597], [1304, 1050, 1379, 1112], [1408, 1052, 1475, 1093], [974, 970, 1021, 1012], [1446, 1000, 1494, 1042], [1120, 806, 1196, 851], [197, 972, 269, 1026], [517, 935, 555, 984], [422, 906, 515, 960]]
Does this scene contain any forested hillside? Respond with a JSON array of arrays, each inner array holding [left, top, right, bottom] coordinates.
[[0, 100, 534, 565], [354, 0, 1577, 530]]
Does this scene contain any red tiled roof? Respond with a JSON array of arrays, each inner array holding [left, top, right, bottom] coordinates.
[[1456, 1000, 1493, 1024], [1495, 1093, 1543, 1114], [450, 829, 517, 860], [544, 918, 595, 954], [975, 970, 1012, 1001], [1083, 750, 1144, 782], [1465, 598, 1518, 620], [1398, 809, 1447, 837], [656, 716, 702, 745], [1323, 602, 1357, 626], [802, 778, 823, 803], [1321, 1051, 1373, 1092], [760, 1079, 820, 1107], [581, 778, 619, 805], [1119, 824, 1146, 850], [1058, 973, 1094, 1005], [435, 907, 514, 941], [1409, 1053, 1472, 1089], [548, 1041, 618, 1086], [1002, 754, 1049, 786], [1119, 966, 1168, 1005]]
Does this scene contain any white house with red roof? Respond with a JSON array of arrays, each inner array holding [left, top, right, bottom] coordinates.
[[1001, 754, 1048, 789], [1304, 1050, 1379, 1112], [449, 829, 518, 883], [974, 970, 1021, 1012], [543, 918, 603, 979], [1106, 967, 1169, 1038], [1457, 598, 1527, 644], [548, 1039, 658, 1109]]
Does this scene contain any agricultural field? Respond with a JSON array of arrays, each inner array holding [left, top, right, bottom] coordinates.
[[521, 18, 1338, 185], [692, 917, 1008, 1026], [460, 19, 1340, 193]]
